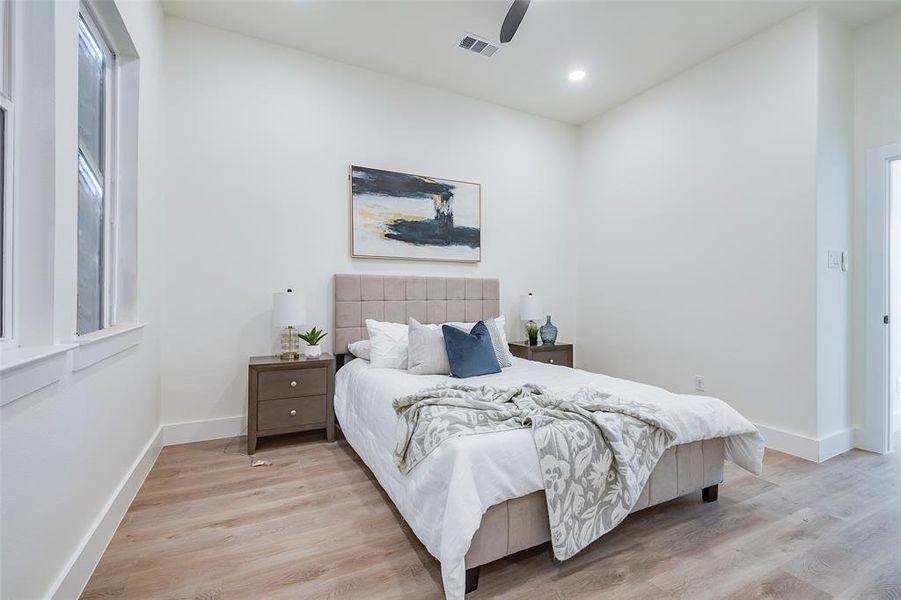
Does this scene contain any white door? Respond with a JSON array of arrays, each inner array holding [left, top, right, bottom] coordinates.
[[866, 142, 901, 454], [891, 158, 901, 442]]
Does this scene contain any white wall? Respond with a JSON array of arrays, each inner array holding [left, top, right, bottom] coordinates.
[[0, 1, 166, 598], [850, 11, 901, 437], [160, 18, 579, 426], [577, 10, 823, 442], [814, 11, 853, 443], [0, 4, 892, 597]]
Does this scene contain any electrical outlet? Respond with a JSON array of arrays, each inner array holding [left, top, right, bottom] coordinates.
[[694, 375, 705, 392]]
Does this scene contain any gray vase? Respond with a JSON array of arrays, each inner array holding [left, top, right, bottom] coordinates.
[[539, 316, 558, 345]]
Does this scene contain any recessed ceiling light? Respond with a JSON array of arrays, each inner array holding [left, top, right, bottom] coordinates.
[[568, 70, 586, 82]]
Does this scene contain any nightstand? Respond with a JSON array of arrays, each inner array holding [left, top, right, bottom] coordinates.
[[508, 342, 573, 368], [247, 354, 336, 454]]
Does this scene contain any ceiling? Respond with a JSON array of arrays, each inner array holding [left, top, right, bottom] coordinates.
[[161, 0, 900, 124]]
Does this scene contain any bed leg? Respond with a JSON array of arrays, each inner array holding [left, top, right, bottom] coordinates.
[[465, 566, 480, 594], [702, 484, 719, 502]]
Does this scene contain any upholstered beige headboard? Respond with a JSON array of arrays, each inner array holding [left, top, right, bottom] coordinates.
[[334, 274, 500, 355]]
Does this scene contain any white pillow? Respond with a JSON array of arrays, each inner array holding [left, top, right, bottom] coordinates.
[[347, 340, 371, 361], [407, 318, 450, 375], [448, 316, 514, 368], [365, 319, 409, 369]]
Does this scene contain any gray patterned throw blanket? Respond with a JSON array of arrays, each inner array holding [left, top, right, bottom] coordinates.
[[392, 384, 678, 561]]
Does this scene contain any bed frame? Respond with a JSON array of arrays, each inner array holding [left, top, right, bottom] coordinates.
[[333, 274, 723, 594]]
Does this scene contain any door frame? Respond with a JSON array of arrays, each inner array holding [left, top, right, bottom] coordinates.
[[865, 141, 901, 454]]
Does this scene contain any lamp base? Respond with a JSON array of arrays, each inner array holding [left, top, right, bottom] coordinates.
[[527, 319, 539, 346], [279, 326, 300, 360]]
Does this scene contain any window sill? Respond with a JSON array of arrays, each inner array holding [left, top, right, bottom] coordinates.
[[73, 322, 146, 371], [0, 344, 77, 406]]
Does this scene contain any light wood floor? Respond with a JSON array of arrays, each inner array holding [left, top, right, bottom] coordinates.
[[82, 432, 901, 599]]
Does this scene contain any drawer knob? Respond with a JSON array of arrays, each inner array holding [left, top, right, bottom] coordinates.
[[290, 380, 298, 387], [290, 409, 297, 416], [549, 359, 555, 364]]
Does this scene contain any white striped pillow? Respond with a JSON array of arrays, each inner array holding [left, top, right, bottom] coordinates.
[[448, 316, 513, 368]]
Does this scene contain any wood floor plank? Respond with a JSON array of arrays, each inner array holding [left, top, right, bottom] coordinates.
[[649, 506, 845, 598], [82, 433, 901, 599], [782, 501, 901, 597], [723, 570, 833, 600], [834, 561, 901, 600]]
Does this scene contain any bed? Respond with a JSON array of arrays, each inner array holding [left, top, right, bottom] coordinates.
[[332, 274, 764, 599]]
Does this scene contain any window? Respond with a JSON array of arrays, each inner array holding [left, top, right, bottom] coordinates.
[[1, 0, 13, 342], [77, 7, 115, 336], [1, 107, 8, 341]]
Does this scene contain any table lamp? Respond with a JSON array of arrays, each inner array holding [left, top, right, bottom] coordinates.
[[520, 293, 543, 345], [273, 289, 306, 360]]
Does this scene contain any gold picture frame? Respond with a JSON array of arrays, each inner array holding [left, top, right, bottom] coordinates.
[[349, 165, 481, 263]]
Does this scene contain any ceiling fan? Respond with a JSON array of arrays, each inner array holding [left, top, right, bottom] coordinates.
[[500, 0, 530, 44]]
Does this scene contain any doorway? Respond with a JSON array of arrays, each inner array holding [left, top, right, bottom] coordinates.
[[866, 142, 901, 454], [892, 158, 901, 446]]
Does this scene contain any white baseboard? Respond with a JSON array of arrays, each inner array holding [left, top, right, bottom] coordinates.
[[49, 426, 163, 600], [755, 423, 857, 463], [817, 427, 857, 462], [161, 415, 245, 446], [755, 424, 819, 462]]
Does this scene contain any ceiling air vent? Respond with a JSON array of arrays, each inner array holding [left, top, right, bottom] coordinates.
[[458, 33, 499, 58]]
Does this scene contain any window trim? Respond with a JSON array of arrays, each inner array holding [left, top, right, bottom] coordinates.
[[72, 321, 145, 371], [0, 0, 15, 348], [0, 344, 77, 407], [76, 3, 118, 337], [1, 97, 13, 347], [0, 0, 12, 96]]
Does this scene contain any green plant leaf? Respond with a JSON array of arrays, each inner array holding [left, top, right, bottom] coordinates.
[[298, 326, 328, 345]]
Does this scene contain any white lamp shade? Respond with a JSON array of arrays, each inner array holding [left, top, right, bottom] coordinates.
[[273, 290, 306, 327], [520, 293, 544, 321]]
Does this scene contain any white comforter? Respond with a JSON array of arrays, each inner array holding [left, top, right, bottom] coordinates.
[[334, 357, 764, 600]]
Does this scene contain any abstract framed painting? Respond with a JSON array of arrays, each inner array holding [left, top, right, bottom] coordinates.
[[350, 165, 481, 263]]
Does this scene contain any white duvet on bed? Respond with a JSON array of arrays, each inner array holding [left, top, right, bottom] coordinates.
[[334, 357, 764, 600]]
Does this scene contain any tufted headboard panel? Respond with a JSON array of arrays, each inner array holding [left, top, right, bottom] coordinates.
[[334, 274, 500, 355]]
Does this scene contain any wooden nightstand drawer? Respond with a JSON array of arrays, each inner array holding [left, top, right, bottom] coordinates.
[[533, 350, 570, 366], [258, 395, 327, 431], [258, 367, 327, 401], [248, 354, 336, 454]]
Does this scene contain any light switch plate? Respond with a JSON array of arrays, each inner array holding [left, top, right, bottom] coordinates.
[[827, 250, 842, 270]]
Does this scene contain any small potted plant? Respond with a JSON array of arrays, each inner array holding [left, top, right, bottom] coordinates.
[[525, 322, 539, 346], [298, 326, 327, 358]]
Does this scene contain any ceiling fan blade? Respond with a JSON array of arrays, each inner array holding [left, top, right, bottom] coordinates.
[[500, 0, 530, 44]]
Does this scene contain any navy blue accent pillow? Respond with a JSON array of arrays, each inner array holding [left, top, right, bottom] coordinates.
[[442, 321, 502, 379]]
